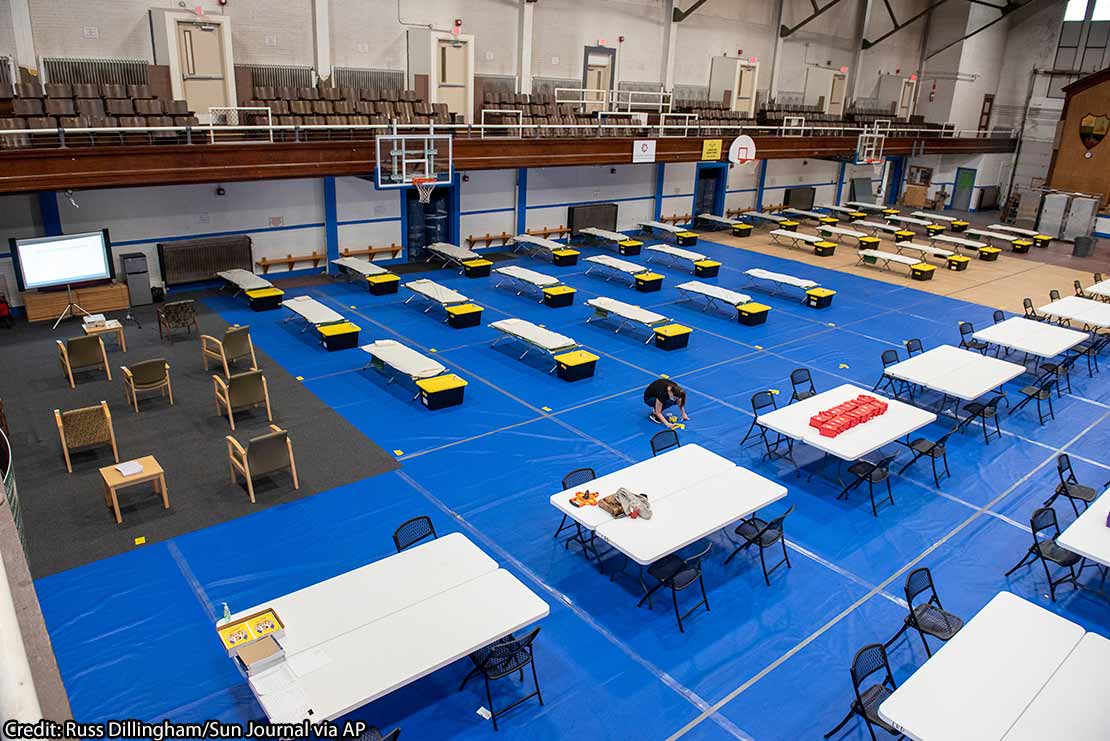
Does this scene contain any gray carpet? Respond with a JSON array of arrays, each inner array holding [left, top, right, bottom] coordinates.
[[0, 296, 398, 578]]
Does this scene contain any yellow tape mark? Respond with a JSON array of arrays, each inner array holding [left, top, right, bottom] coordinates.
[[541, 406, 552, 412], [134, 536, 146, 546], [296, 375, 304, 381], [429, 348, 437, 353], [660, 374, 670, 379], [753, 345, 763, 350], [838, 363, 850, 369], [826, 322, 836, 327], [769, 389, 780, 395]]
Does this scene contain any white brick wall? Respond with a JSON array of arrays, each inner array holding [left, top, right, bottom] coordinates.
[[0, 0, 16, 61], [28, 0, 312, 65]]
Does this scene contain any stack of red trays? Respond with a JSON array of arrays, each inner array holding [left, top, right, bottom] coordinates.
[[809, 394, 889, 437]]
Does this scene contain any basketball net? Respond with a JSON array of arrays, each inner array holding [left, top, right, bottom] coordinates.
[[412, 177, 438, 204]]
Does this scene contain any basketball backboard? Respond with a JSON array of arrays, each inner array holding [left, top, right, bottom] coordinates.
[[374, 134, 454, 189]]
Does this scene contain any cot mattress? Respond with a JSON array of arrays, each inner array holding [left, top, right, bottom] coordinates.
[[676, 281, 750, 306], [586, 255, 649, 274], [586, 297, 667, 325], [405, 279, 469, 305], [489, 318, 577, 352], [744, 269, 819, 290], [646, 244, 706, 262], [493, 265, 561, 287], [362, 339, 446, 379], [331, 257, 389, 276], [283, 295, 344, 325], [218, 269, 272, 291]]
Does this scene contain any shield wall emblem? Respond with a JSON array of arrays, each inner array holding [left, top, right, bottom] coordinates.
[[1079, 113, 1109, 149]]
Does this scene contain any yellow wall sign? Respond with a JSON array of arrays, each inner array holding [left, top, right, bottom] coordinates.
[[701, 139, 723, 160]]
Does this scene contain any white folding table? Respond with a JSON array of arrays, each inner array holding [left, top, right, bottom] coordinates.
[[884, 345, 1025, 410], [1004, 633, 1110, 741], [879, 591, 1086, 741], [818, 225, 867, 242], [844, 201, 885, 212], [228, 534, 548, 722], [757, 384, 936, 463], [1086, 279, 1110, 300], [932, 234, 987, 255], [1038, 296, 1110, 329], [989, 224, 1039, 238], [1058, 487, 1110, 568], [912, 211, 957, 222], [972, 317, 1088, 360]]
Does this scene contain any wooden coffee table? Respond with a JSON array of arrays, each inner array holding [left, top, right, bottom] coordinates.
[[83, 319, 127, 352], [98, 455, 168, 524]]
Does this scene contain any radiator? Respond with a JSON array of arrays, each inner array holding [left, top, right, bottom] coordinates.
[[0, 58, 11, 86], [157, 236, 253, 286], [42, 57, 148, 85], [238, 64, 315, 89], [332, 67, 404, 90]]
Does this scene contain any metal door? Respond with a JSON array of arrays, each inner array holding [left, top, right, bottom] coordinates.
[[177, 21, 228, 116], [951, 168, 976, 211], [437, 39, 469, 117]]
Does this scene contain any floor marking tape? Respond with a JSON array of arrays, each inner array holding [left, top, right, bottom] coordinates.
[[668, 408, 1110, 739], [396, 471, 754, 741]]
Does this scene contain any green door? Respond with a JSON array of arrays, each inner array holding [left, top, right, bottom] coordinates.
[[951, 168, 976, 211]]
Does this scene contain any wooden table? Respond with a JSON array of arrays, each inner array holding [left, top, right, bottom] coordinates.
[[98, 455, 167, 524], [83, 319, 126, 352]]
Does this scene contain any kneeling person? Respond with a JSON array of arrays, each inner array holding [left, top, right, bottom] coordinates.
[[643, 378, 689, 429]]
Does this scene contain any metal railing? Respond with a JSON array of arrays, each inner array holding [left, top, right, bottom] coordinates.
[[0, 120, 1015, 151], [0, 428, 21, 554], [554, 87, 673, 114]]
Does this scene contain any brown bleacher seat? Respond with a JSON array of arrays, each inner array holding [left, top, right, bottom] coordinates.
[[0, 117, 28, 147], [361, 88, 380, 101], [45, 83, 73, 98], [290, 100, 312, 115], [301, 115, 324, 126], [368, 113, 388, 126], [355, 101, 374, 115], [325, 115, 347, 127], [117, 116, 146, 128], [100, 84, 126, 99], [24, 115, 57, 130], [414, 102, 432, 116], [13, 99, 43, 116], [349, 115, 369, 126], [135, 99, 163, 115], [174, 115, 199, 127], [73, 84, 100, 99], [297, 87, 320, 101], [276, 87, 297, 101], [276, 115, 301, 127], [402, 90, 419, 102], [127, 84, 152, 99], [310, 100, 332, 115], [44, 99, 75, 116], [320, 87, 342, 101], [165, 99, 191, 115], [15, 82, 43, 98], [383, 89, 399, 102], [253, 87, 276, 100], [0, 82, 12, 100], [339, 87, 359, 102], [58, 115, 88, 129], [106, 99, 134, 116], [266, 100, 289, 115], [76, 99, 106, 118], [395, 101, 413, 117], [146, 116, 175, 139], [333, 100, 354, 115]]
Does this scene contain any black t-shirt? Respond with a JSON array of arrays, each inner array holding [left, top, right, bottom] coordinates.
[[644, 379, 673, 403]]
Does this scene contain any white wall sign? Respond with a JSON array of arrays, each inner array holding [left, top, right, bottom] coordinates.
[[633, 139, 656, 164], [728, 135, 756, 164]]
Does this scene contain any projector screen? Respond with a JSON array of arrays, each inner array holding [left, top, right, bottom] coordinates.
[[10, 230, 114, 291]]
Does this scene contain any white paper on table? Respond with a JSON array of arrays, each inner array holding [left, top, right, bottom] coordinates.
[[250, 664, 297, 695], [260, 684, 313, 722], [114, 460, 143, 477], [83, 314, 106, 325], [287, 648, 332, 677]]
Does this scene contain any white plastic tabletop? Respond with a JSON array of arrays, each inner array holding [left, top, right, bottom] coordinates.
[[596, 466, 787, 565], [489, 318, 577, 351], [697, 213, 738, 224], [879, 591, 1085, 741], [1058, 487, 1110, 568], [757, 384, 935, 461], [1039, 296, 1110, 328], [428, 242, 479, 259], [548, 444, 735, 531], [855, 220, 900, 233], [1003, 632, 1110, 741], [587, 296, 667, 324], [250, 568, 548, 722], [820, 204, 865, 215], [1087, 279, 1110, 299], [744, 211, 786, 222], [885, 345, 1025, 401], [744, 268, 818, 289], [973, 317, 1088, 359], [844, 201, 885, 211], [772, 229, 821, 243], [912, 211, 956, 222], [989, 224, 1039, 237], [887, 215, 931, 226], [818, 225, 866, 239], [966, 228, 1018, 243], [361, 340, 446, 379], [933, 234, 987, 251]]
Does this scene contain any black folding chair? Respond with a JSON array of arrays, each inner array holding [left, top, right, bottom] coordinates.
[[725, 504, 794, 585], [824, 643, 903, 740], [1075, 279, 1086, 297], [553, 467, 606, 565], [903, 338, 924, 357], [957, 322, 988, 354], [897, 428, 954, 486], [459, 627, 543, 731], [1043, 453, 1098, 516], [1023, 298, 1045, 322], [356, 728, 401, 741], [1047, 289, 1070, 326], [650, 429, 680, 457], [1037, 353, 1077, 396], [789, 368, 817, 403], [872, 349, 910, 398], [1010, 378, 1055, 425], [957, 394, 1003, 444], [392, 515, 437, 552], [1005, 507, 1085, 602], [1072, 334, 1108, 377], [640, 543, 712, 633], [884, 567, 963, 657], [992, 309, 1005, 324], [838, 454, 897, 517], [740, 390, 793, 461]]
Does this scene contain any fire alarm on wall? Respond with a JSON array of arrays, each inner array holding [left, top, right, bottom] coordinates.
[[217, 0, 227, 5]]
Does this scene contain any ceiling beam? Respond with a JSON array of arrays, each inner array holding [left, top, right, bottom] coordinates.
[[780, 0, 850, 37]]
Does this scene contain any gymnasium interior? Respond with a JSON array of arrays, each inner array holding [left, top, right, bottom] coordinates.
[[1, 0, 1110, 738]]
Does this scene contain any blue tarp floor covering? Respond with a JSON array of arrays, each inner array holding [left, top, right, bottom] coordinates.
[[34, 234, 1110, 739]]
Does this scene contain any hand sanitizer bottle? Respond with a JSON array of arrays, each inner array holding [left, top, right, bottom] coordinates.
[[221, 602, 232, 625]]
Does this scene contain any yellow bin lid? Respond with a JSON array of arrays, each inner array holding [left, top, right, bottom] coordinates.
[[619, 239, 643, 247], [694, 259, 721, 268], [318, 321, 360, 336], [654, 323, 692, 337], [637, 271, 664, 281], [247, 288, 284, 298], [807, 288, 836, 297], [738, 302, 771, 313], [463, 258, 492, 268], [446, 303, 483, 315], [555, 349, 599, 366], [417, 373, 468, 392], [367, 273, 399, 283], [543, 285, 576, 295], [552, 248, 580, 256]]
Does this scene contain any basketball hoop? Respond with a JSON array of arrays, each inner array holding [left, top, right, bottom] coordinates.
[[412, 177, 438, 204]]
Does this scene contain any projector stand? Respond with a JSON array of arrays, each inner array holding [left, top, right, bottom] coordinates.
[[122, 309, 142, 329], [51, 284, 91, 330]]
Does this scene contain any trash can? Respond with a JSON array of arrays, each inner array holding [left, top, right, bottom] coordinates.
[[1073, 235, 1095, 258]]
